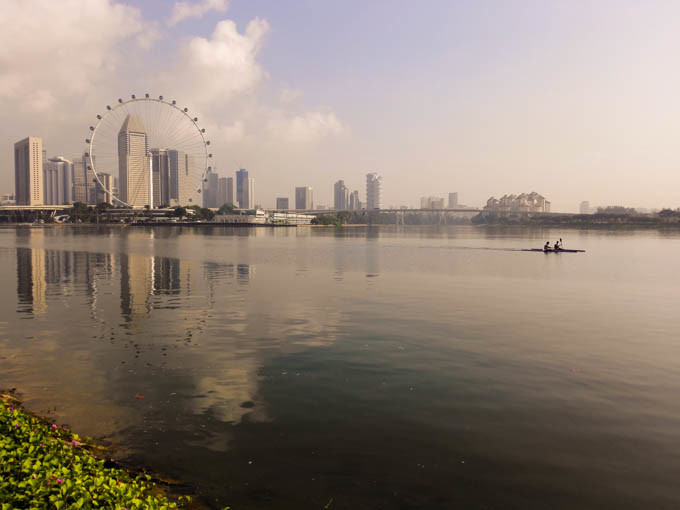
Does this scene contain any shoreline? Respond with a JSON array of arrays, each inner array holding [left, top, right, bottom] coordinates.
[[0, 390, 202, 509]]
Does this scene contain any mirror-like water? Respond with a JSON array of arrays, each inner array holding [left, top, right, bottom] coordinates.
[[2, 225, 680, 509]]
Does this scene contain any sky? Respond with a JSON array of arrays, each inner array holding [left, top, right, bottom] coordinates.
[[2, 0, 680, 212]]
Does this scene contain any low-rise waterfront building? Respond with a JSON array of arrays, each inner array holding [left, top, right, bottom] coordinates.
[[484, 192, 550, 213]]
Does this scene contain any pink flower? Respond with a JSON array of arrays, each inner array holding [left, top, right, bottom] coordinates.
[[51, 424, 57, 429], [57, 478, 64, 484], [71, 440, 78, 447]]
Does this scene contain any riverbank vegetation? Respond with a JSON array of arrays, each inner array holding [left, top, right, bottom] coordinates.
[[311, 210, 472, 225], [0, 393, 189, 509], [472, 208, 680, 226]]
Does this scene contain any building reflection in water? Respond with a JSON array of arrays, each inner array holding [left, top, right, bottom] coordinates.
[[365, 232, 380, 279], [17, 244, 117, 317], [16, 247, 46, 315]]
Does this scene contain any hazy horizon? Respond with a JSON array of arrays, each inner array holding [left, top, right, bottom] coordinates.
[[2, 0, 680, 212]]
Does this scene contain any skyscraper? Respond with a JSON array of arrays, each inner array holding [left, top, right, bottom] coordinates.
[[14, 137, 43, 205], [366, 173, 382, 210], [295, 186, 313, 210], [276, 197, 289, 210], [72, 157, 87, 203], [72, 153, 97, 204], [203, 168, 218, 208], [448, 192, 458, 209], [236, 168, 248, 208], [43, 156, 73, 205], [226, 177, 234, 205], [150, 149, 170, 206], [118, 114, 149, 207], [167, 150, 196, 206], [217, 177, 230, 207], [334, 180, 349, 210], [349, 190, 361, 211], [580, 201, 590, 214], [244, 177, 255, 209], [96, 173, 114, 205]]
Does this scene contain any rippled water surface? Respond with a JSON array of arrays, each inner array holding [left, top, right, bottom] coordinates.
[[2, 225, 680, 509]]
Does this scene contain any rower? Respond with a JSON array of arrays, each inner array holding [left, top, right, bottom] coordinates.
[[554, 240, 561, 251], [544, 242, 551, 252]]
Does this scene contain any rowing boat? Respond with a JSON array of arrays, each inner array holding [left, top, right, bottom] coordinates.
[[523, 248, 585, 253]]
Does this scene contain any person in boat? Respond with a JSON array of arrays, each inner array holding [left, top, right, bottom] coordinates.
[[544, 241, 551, 252], [554, 240, 561, 251]]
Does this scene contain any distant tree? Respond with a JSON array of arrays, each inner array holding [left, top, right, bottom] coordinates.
[[173, 206, 187, 218], [95, 202, 113, 211], [217, 203, 235, 215], [187, 205, 215, 221], [658, 208, 680, 218], [596, 206, 638, 215]]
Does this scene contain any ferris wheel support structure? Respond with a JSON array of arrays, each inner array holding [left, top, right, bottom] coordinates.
[[85, 94, 212, 209]]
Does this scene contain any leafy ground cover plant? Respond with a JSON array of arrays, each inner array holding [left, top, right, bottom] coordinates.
[[1, 394, 189, 509]]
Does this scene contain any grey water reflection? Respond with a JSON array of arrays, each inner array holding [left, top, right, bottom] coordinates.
[[3, 226, 680, 509]]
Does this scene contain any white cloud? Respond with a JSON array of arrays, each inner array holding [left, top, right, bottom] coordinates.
[[0, 3, 347, 203], [279, 87, 303, 105], [169, 18, 270, 106], [267, 111, 346, 143], [136, 22, 164, 50], [168, 0, 229, 27], [0, 0, 145, 112]]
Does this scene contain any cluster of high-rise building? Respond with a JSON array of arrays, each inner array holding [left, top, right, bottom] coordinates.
[[12, 114, 202, 208], [484, 192, 551, 213], [13, 136, 116, 206], [118, 114, 198, 207], [418, 192, 459, 209], [273, 173, 381, 212], [12, 124, 383, 212], [201, 167, 255, 209], [333, 180, 362, 211]]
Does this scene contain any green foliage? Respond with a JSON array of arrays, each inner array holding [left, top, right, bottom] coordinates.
[[172, 206, 187, 218], [312, 215, 341, 226], [659, 208, 680, 218], [0, 397, 186, 509], [216, 203, 235, 215], [596, 206, 638, 215], [186, 205, 215, 221], [95, 202, 113, 212]]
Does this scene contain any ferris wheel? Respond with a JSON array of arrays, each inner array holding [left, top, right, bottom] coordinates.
[[85, 94, 211, 208]]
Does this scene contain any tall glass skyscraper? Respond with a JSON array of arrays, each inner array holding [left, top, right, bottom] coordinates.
[[118, 115, 149, 207], [236, 168, 248, 208]]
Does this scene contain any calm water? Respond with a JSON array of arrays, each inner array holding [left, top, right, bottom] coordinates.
[[1, 225, 680, 509]]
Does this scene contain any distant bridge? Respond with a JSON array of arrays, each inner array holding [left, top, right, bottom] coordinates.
[[302, 208, 481, 214], [0, 205, 72, 211]]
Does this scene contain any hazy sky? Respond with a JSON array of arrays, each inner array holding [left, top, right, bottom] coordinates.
[[2, 0, 680, 211]]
